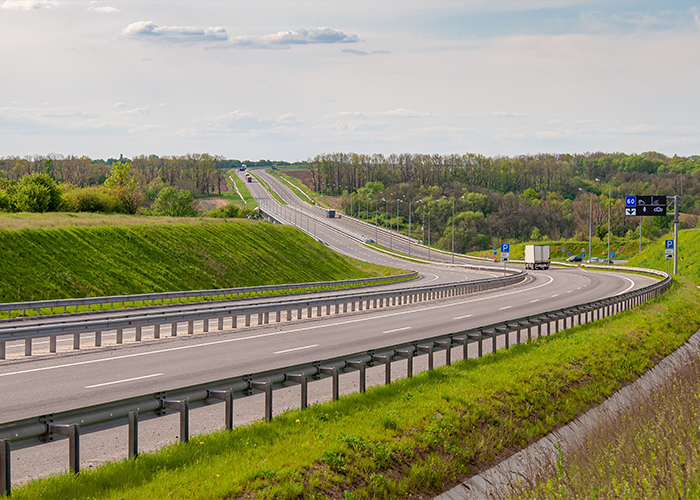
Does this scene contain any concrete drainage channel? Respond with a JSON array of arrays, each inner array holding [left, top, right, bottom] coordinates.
[[0, 268, 670, 494]]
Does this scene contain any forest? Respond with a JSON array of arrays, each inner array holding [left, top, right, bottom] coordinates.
[[0, 151, 697, 252], [305, 152, 699, 252]]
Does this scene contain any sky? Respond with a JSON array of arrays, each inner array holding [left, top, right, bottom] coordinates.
[[1, 0, 699, 161]]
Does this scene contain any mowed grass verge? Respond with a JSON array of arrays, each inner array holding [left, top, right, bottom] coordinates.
[[11, 269, 700, 498], [506, 229, 700, 499], [0, 219, 401, 304]]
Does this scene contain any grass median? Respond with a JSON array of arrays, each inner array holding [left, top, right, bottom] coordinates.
[[11, 265, 700, 498]]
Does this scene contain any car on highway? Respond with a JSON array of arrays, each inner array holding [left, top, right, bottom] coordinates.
[[566, 255, 583, 262], [602, 258, 614, 264], [590, 257, 601, 263]]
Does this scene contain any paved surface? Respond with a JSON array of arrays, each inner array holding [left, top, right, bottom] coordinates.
[[0, 169, 658, 486]]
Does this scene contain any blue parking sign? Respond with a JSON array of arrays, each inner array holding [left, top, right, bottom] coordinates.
[[501, 243, 510, 253], [665, 239, 674, 249], [625, 196, 637, 207]]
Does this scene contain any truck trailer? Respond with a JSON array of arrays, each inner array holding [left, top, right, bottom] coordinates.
[[524, 244, 550, 270]]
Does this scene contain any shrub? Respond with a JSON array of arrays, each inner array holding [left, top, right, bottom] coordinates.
[[13, 173, 62, 212], [152, 187, 197, 217], [64, 186, 123, 213], [209, 204, 241, 218]]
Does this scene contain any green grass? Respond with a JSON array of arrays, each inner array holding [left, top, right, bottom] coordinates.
[[11, 256, 700, 498], [468, 239, 652, 263], [505, 229, 700, 499], [228, 171, 258, 209], [0, 220, 402, 304]]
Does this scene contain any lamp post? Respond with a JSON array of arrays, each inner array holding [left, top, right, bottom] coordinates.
[[408, 199, 413, 257], [397, 198, 403, 252], [595, 178, 611, 265], [579, 187, 593, 263], [375, 196, 378, 243], [427, 201, 431, 261]]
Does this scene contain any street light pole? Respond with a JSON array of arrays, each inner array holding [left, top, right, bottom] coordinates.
[[427, 202, 431, 261], [579, 187, 593, 263], [595, 178, 612, 265], [452, 198, 455, 264], [408, 199, 412, 257]]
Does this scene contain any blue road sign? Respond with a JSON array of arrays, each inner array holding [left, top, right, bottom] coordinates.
[[665, 239, 674, 249], [610, 252, 615, 258], [567, 252, 571, 256], [625, 196, 637, 207], [501, 243, 510, 253], [582, 253, 586, 258], [493, 247, 497, 255]]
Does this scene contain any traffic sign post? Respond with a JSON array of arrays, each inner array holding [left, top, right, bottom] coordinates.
[[500, 243, 510, 276]]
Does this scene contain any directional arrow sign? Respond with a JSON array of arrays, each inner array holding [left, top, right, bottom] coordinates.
[[626, 207, 636, 216]]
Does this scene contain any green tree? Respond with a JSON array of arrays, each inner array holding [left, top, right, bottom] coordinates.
[[13, 173, 62, 212], [152, 187, 197, 217], [104, 160, 143, 214]]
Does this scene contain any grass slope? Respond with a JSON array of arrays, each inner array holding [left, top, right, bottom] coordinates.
[[12, 241, 700, 499], [0, 220, 396, 303]]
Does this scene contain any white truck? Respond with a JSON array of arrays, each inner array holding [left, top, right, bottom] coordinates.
[[524, 244, 550, 270]]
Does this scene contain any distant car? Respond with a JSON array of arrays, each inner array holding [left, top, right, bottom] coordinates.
[[590, 257, 601, 263], [566, 255, 583, 262], [602, 258, 614, 264]]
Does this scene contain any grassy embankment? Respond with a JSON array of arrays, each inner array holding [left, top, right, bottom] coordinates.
[[470, 239, 653, 263], [0, 217, 402, 315], [10, 232, 700, 499], [508, 229, 700, 499]]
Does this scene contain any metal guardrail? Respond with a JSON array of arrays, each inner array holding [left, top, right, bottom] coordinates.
[[0, 267, 671, 493], [0, 271, 524, 359], [0, 273, 418, 318]]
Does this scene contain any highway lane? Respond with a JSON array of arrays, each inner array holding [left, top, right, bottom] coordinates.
[[0, 267, 656, 423]]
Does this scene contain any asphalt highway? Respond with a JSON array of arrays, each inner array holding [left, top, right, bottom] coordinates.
[[0, 169, 660, 485]]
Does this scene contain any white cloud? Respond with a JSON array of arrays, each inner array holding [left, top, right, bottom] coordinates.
[[334, 108, 431, 118], [621, 124, 663, 135], [341, 49, 390, 56], [122, 21, 229, 43], [112, 102, 127, 109], [89, 5, 118, 13], [491, 111, 527, 118], [121, 107, 149, 116], [230, 27, 359, 48], [1, 0, 57, 10]]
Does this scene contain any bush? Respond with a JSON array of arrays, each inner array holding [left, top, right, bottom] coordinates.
[[13, 173, 62, 212], [64, 186, 123, 213], [152, 187, 197, 217], [209, 204, 241, 218]]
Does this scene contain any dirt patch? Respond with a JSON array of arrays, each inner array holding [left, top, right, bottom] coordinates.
[[319, 196, 341, 209], [286, 170, 313, 189], [196, 197, 229, 210]]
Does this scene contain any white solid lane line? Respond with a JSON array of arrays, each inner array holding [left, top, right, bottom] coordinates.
[[0, 274, 557, 379], [530, 299, 539, 303], [499, 306, 512, 310], [274, 344, 319, 354], [453, 314, 473, 320], [85, 373, 163, 389], [614, 276, 637, 296], [383, 326, 412, 334], [551, 294, 559, 297]]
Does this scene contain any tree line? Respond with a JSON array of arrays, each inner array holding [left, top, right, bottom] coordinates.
[[307, 152, 698, 252]]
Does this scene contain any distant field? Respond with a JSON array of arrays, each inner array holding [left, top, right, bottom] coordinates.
[[0, 219, 401, 303], [0, 212, 219, 231]]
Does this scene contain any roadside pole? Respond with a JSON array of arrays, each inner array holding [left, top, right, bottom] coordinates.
[[673, 195, 679, 275]]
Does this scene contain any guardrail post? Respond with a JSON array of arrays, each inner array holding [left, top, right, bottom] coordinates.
[[117, 328, 123, 343], [319, 367, 340, 400], [135, 326, 142, 341], [49, 424, 79, 474], [317, 306, 322, 317], [0, 341, 5, 360], [287, 310, 292, 321], [276, 311, 282, 322], [346, 361, 366, 393], [435, 340, 452, 365], [396, 349, 414, 378], [128, 411, 138, 459], [417, 345, 434, 370], [1, 438, 10, 496], [373, 355, 392, 385], [264, 312, 269, 324], [285, 374, 308, 409], [297, 307, 303, 319], [25, 338, 32, 356], [163, 400, 189, 442], [94, 331, 102, 347], [343, 303, 348, 313], [335, 304, 340, 314], [232, 315, 238, 328], [249, 382, 273, 423], [203, 319, 210, 333], [207, 390, 234, 430], [154, 324, 161, 339], [218, 317, 224, 330], [452, 336, 468, 360], [73, 333, 80, 350], [246, 314, 251, 327]]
